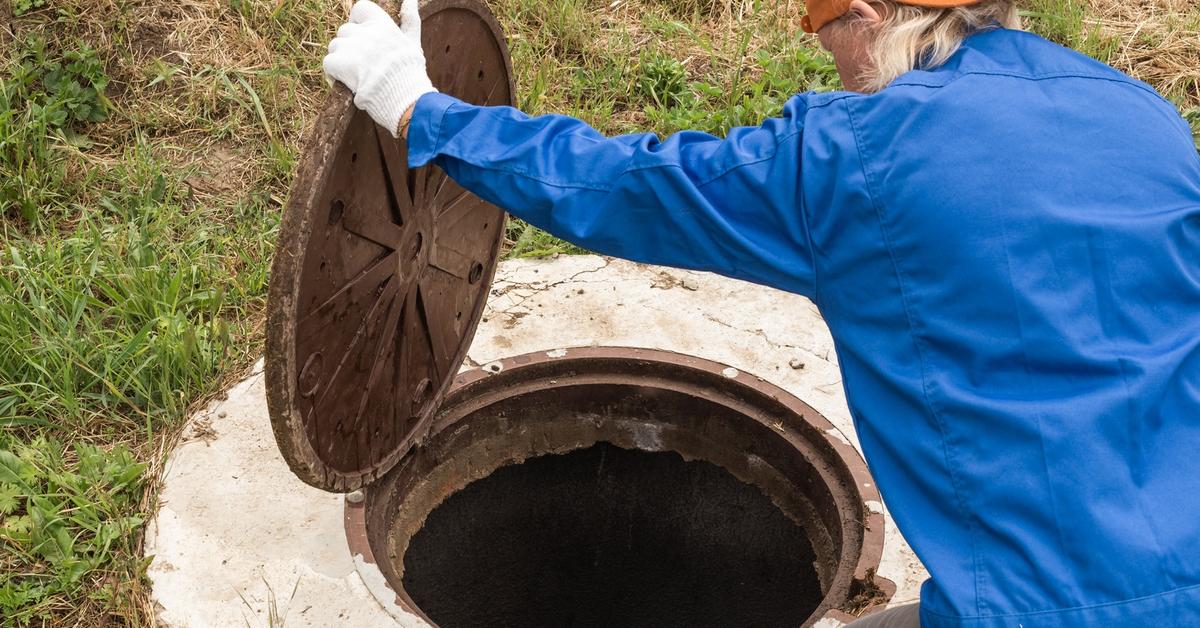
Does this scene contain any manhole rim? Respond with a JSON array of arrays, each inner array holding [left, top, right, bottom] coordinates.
[[345, 347, 894, 627]]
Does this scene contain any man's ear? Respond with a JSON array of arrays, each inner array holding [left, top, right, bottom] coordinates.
[[846, 0, 883, 24]]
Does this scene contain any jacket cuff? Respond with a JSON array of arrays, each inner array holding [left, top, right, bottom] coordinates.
[[406, 91, 459, 168]]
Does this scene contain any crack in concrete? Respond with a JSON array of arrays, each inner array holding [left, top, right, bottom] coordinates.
[[481, 259, 841, 379], [689, 309, 838, 367], [489, 259, 614, 313]]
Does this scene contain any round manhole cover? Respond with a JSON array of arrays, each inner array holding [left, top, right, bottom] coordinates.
[[265, 0, 514, 492]]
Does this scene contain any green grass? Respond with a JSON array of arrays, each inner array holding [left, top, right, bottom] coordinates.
[[0, 2, 324, 621], [1186, 108, 1200, 148], [0, 178, 276, 621], [0, 438, 147, 621], [1022, 0, 1122, 63], [494, 0, 840, 134], [490, 0, 839, 256], [1, 0, 1198, 624], [1, 36, 107, 223]]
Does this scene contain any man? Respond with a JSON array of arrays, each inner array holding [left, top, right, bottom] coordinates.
[[323, 0, 1200, 625]]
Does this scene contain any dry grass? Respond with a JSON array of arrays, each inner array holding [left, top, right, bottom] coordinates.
[[4, 0, 341, 209], [1085, 0, 1200, 107]]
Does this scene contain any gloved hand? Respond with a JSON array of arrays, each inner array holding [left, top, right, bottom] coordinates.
[[323, 0, 436, 137]]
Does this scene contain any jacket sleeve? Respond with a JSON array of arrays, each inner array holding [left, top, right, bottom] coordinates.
[[406, 91, 820, 297]]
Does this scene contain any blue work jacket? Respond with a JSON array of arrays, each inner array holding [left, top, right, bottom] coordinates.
[[407, 28, 1200, 627]]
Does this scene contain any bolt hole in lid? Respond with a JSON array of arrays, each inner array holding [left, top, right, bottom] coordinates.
[[264, 0, 516, 493]]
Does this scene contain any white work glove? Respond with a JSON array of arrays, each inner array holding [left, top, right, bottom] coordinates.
[[323, 0, 437, 137]]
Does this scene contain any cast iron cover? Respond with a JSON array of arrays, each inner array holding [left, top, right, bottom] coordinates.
[[265, 0, 514, 492]]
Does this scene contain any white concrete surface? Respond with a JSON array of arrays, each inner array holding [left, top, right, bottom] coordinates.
[[146, 256, 928, 626]]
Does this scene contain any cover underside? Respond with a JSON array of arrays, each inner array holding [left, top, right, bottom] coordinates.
[[265, 0, 514, 492]]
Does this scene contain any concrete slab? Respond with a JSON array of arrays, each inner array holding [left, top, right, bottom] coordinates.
[[146, 256, 928, 626]]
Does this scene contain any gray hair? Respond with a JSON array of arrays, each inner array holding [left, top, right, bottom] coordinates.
[[857, 0, 1021, 92]]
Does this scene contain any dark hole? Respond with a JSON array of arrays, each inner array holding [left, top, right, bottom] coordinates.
[[351, 151, 358, 163], [477, 69, 485, 81], [328, 199, 345, 225], [468, 262, 484, 284], [403, 443, 822, 628]]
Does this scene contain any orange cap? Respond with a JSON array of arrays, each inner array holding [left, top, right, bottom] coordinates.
[[801, 0, 985, 34]]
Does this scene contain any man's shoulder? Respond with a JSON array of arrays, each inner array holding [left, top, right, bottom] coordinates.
[[889, 28, 1145, 91], [842, 28, 1177, 127]]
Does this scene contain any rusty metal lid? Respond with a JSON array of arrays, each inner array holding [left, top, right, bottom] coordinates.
[[265, 0, 514, 492]]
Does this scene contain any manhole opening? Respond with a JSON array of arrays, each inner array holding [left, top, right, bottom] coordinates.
[[402, 442, 823, 628], [354, 352, 888, 627]]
